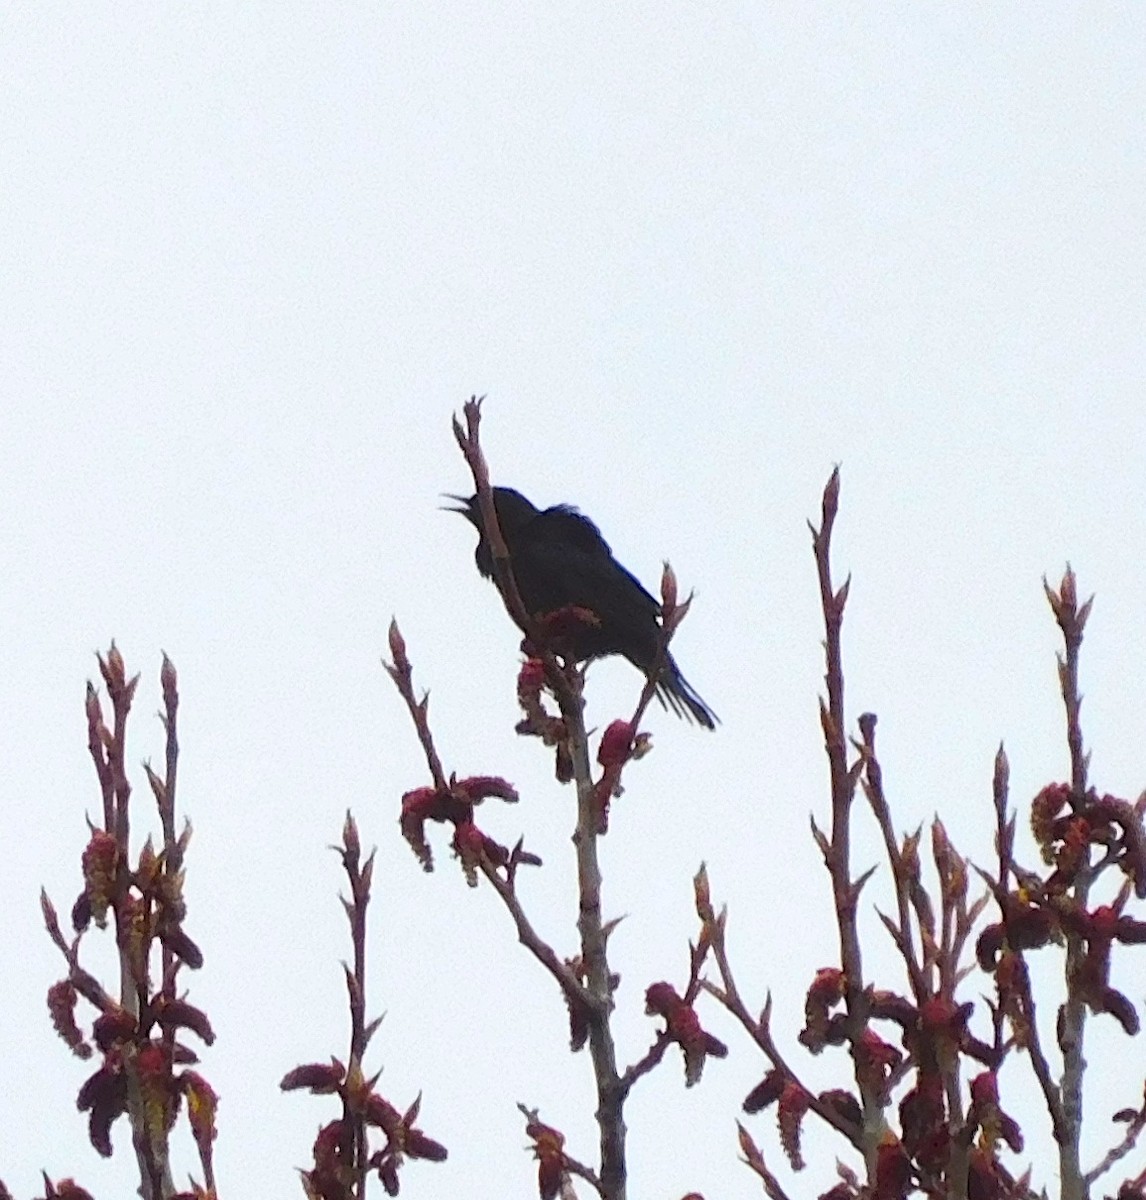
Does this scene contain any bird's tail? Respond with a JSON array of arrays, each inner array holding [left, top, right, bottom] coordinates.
[[655, 657, 718, 729]]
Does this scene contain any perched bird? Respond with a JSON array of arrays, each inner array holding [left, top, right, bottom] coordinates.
[[448, 486, 717, 729]]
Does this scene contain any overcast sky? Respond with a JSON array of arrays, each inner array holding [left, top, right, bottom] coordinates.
[[3, 5, 1145, 1198]]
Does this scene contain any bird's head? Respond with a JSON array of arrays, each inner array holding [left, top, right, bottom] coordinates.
[[444, 487, 541, 580], [442, 486, 540, 537]]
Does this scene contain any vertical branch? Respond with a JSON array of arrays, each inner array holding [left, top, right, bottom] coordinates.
[[1051, 567, 1090, 798], [88, 647, 179, 1200], [988, 745, 1065, 1140], [341, 814, 374, 1199], [98, 645, 140, 1012], [809, 470, 873, 1125], [282, 812, 448, 1195], [158, 654, 180, 861], [100, 648, 173, 1199], [992, 744, 1014, 897], [149, 656, 183, 1063], [1045, 567, 1094, 1200], [155, 657, 187, 1197], [452, 401, 540, 647], [86, 682, 115, 832], [566, 688, 626, 1200], [452, 398, 627, 1199], [858, 714, 927, 1002]]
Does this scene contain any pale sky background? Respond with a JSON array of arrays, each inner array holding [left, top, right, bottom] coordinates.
[[3, 5, 1145, 1198]]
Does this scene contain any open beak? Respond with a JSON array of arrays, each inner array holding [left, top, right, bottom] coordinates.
[[440, 492, 475, 517]]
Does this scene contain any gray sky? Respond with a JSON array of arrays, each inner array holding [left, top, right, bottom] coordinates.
[[3, 5, 1145, 1197]]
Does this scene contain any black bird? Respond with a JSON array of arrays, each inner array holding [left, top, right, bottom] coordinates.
[[448, 486, 717, 729]]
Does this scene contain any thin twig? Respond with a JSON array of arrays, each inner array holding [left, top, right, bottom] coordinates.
[[385, 632, 449, 793], [737, 1121, 798, 1200], [1015, 955, 1068, 1141], [451, 400, 580, 713], [518, 1103, 606, 1199], [1046, 568, 1092, 1200], [856, 715, 927, 1002], [616, 930, 709, 1099], [616, 1033, 673, 1099], [566, 651, 626, 1197], [341, 816, 373, 1199], [810, 470, 876, 1140], [1085, 1097, 1146, 1185], [479, 859, 591, 1007], [704, 930, 862, 1149]]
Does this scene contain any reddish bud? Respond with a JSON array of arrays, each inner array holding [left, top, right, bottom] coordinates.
[[153, 996, 215, 1046], [103, 642, 126, 691], [917, 997, 972, 1072], [822, 467, 841, 523], [453, 820, 493, 886], [660, 562, 678, 613], [77, 1063, 127, 1157], [694, 863, 715, 925], [281, 1060, 345, 1094], [1058, 566, 1077, 612], [564, 988, 590, 1052], [516, 657, 551, 734], [160, 652, 178, 706], [70, 889, 93, 934], [597, 720, 635, 769], [801, 967, 847, 1052], [968, 1071, 1024, 1155], [645, 980, 680, 1017], [49, 1183, 97, 1200], [518, 657, 546, 692], [136, 1042, 176, 1137], [873, 1133, 912, 1200], [900, 1074, 947, 1169], [407, 1129, 448, 1162], [84, 680, 104, 729], [159, 924, 204, 970], [92, 1007, 137, 1053], [81, 831, 119, 929], [970, 1070, 999, 1107], [1099, 987, 1140, 1035], [47, 981, 91, 1059], [855, 1029, 902, 1102], [312, 1119, 345, 1172], [1116, 916, 1146, 944], [742, 1069, 785, 1114], [931, 819, 967, 900], [808, 967, 846, 1003], [525, 1117, 567, 1200], [777, 1081, 811, 1170], [645, 982, 727, 1087], [377, 1158, 400, 1196], [1088, 793, 1146, 898], [365, 1092, 402, 1134], [536, 605, 600, 643], [1031, 783, 1072, 853], [181, 1070, 218, 1150], [341, 811, 361, 869], [387, 619, 409, 674], [453, 774, 519, 804], [819, 1088, 863, 1129], [870, 989, 917, 1028], [400, 786, 444, 871]]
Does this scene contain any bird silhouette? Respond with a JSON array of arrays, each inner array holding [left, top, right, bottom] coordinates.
[[449, 486, 717, 728]]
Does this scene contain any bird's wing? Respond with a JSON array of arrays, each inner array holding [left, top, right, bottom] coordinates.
[[513, 511, 661, 665], [531, 505, 614, 556]]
